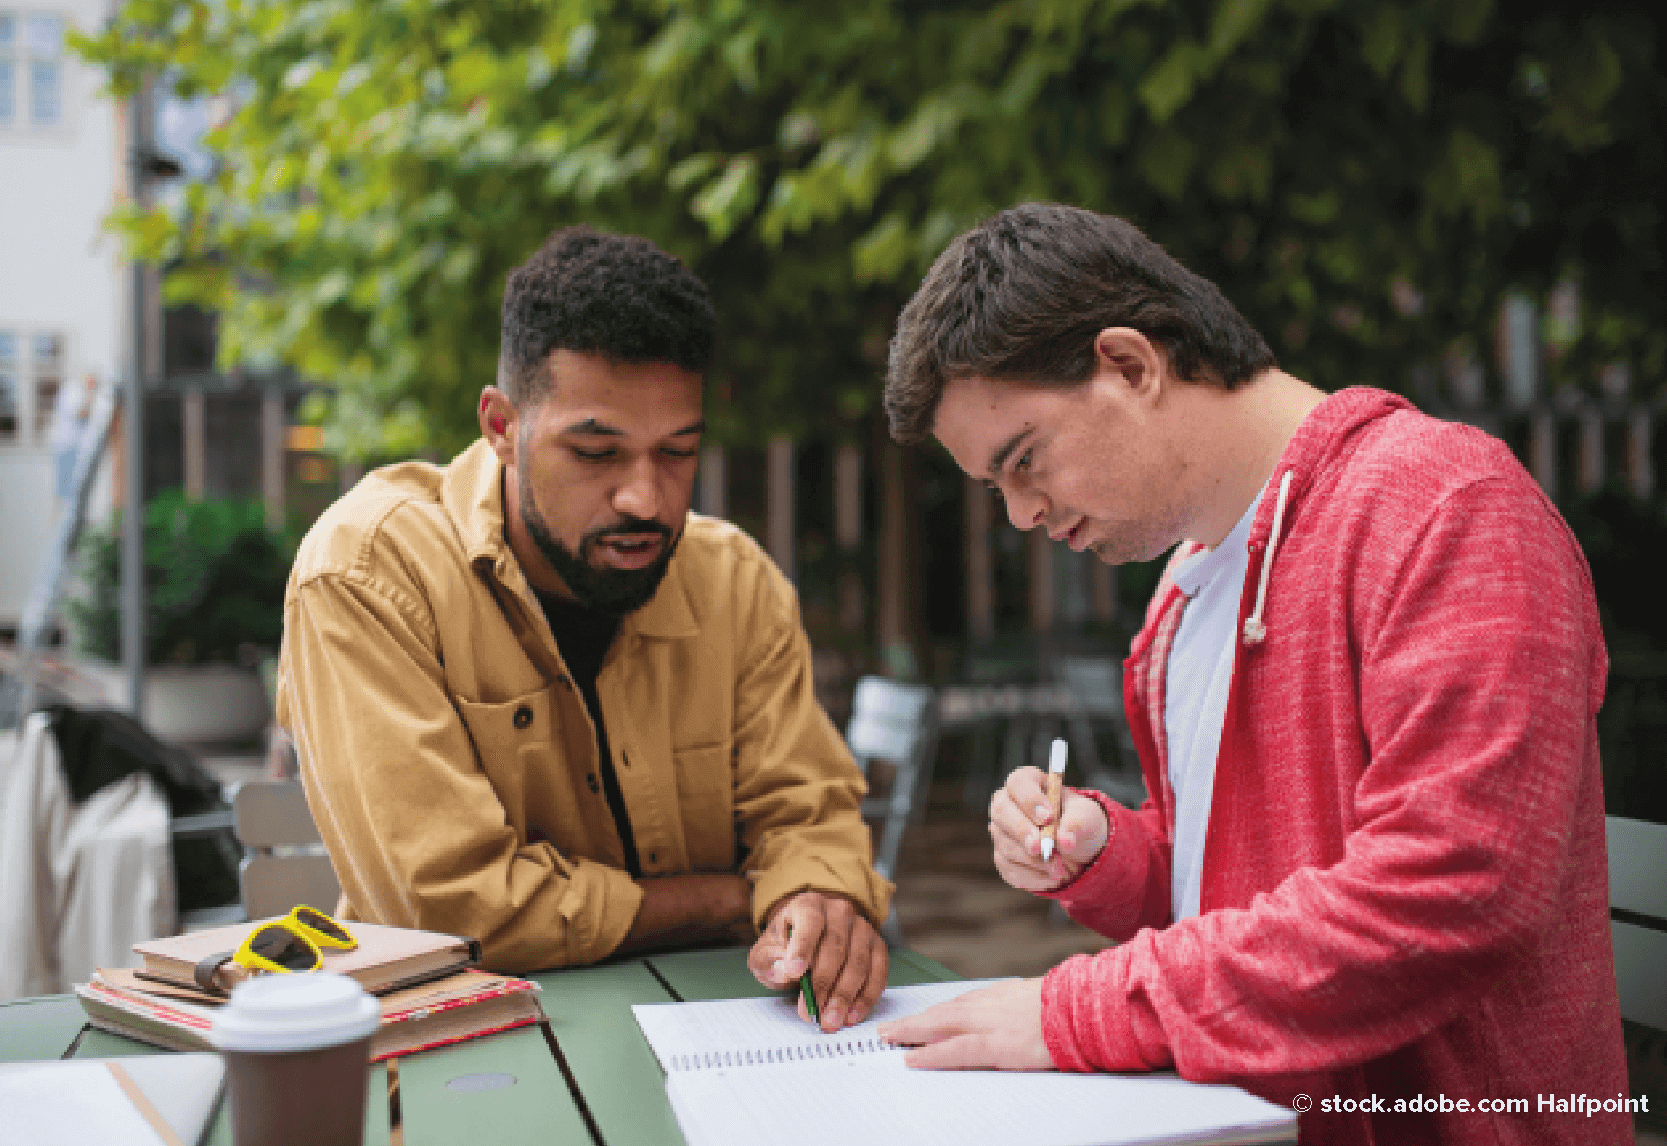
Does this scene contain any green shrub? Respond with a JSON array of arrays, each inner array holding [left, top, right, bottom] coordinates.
[[68, 491, 292, 666]]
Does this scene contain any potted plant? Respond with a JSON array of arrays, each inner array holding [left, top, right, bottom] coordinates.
[[67, 490, 292, 746]]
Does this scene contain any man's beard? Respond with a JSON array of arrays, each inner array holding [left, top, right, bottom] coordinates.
[[518, 471, 680, 617]]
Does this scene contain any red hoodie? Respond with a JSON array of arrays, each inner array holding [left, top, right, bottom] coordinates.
[[1039, 388, 1629, 1145]]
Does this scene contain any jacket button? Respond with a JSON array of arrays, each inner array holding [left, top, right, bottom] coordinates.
[[587, 774, 600, 794], [514, 706, 533, 729]]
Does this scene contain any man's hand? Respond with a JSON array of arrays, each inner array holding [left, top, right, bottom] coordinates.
[[876, 978, 1053, 1070], [748, 890, 888, 1032], [990, 767, 1109, 893]]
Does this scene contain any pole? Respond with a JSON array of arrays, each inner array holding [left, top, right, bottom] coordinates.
[[122, 82, 149, 716]]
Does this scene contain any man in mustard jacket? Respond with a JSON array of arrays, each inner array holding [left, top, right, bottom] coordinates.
[[275, 226, 892, 1031]]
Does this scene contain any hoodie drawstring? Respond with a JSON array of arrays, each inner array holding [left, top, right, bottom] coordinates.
[[1242, 468, 1293, 646]]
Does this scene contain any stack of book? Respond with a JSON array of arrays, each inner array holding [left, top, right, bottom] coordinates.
[[76, 918, 545, 1062]]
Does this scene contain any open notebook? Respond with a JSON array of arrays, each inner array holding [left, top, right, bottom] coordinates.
[[632, 980, 1296, 1146], [0, 1054, 224, 1146]]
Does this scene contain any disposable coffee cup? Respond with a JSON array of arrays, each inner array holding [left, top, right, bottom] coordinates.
[[212, 971, 380, 1146]]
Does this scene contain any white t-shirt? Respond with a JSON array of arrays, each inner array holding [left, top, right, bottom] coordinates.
[[1164, 486, 1264, 921]]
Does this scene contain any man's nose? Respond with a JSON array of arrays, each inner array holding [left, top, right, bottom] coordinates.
[[612, 455, 661, 521], [1003, 485, 1048, 532]]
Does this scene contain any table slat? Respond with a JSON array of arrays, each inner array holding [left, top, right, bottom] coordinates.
[[531, 958, 684, 1146], [71, 1026, 164, 1059], [646, 943, 961, 1001], [398, 1023, 591, 1146], [889, 948, 961, 984], [0, 997, 87, 1062], [640, 945, 769, 1002]]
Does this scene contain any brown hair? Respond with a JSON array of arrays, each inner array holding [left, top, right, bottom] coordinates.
[[884, 203, 1275, 443]]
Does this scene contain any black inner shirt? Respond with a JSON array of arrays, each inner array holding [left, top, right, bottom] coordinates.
[[533, 589, 642, 879]]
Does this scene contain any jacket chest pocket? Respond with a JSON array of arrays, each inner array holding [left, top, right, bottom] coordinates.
[[455, 686, 589, 850], [674, 742, 734, 870]]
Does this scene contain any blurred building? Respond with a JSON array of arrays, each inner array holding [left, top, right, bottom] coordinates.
[[0, 3, 324, 643], [0, 0, 121, 634]]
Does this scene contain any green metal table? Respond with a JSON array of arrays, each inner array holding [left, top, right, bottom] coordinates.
[[0, 945, 960, 1145]]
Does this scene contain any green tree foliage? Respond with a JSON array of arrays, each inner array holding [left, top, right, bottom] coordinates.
[[75, 0, 1663, 460]]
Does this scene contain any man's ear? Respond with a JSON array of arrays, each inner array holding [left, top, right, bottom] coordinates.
[[1091, 328, 1167, 401], [478, 387, 518, 466]]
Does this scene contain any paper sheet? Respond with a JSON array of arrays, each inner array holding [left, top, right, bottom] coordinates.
[[665, 1057, 1297, 1146], [0, 1054, 224, 1146], [633, 980, 1295, 1146], [632, 978, 991, 1071]]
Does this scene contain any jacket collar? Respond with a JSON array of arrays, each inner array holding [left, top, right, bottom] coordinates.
[[441, 438, 700, 640], [1247, 386, 1410, 549]]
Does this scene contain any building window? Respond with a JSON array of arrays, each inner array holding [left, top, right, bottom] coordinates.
[[0, 10, 63, 128], [25, 12, 60, 126], [32, 331, 63, 440], [0, 15, 16, 127], [0, 331, 18, 441]]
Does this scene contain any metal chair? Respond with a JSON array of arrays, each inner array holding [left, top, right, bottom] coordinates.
[[846, 676, 939, 945], [1608, 815, 1667, 1131], [177, 780, 341, 924], [1609, 815, 1667, 1031], [233, 780, 341, 920]]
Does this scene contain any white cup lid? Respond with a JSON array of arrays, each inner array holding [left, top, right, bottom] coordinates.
[[212, 971, 380, 1053]]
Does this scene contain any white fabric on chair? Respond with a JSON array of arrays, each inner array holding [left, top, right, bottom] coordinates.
[[0, 712, 175, 1001]]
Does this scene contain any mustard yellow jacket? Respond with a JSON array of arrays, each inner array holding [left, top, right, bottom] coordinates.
[[275, 440, 890, 971]]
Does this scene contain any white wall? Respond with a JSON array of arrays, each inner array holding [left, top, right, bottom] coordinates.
[[0, 0, 123, 628]]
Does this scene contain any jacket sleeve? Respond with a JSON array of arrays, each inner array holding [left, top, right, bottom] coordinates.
[[1041, 477, 1607, 1081], [277, 564, 642, 972], [1042, 789, 1173, 940], [727, 567, 894, 931]]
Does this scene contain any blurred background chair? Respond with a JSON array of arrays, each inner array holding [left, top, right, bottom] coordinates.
[[229, 779, 340, 920], [1608, 815, 1667, 1137], [943, 656, 1147, 815], [1053, 655, 1146, 809], [845, 675, 938, 944]]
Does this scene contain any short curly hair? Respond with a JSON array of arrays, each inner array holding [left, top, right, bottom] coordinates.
[[884, 203, 1275, 443], [499, 226, 715, 405]]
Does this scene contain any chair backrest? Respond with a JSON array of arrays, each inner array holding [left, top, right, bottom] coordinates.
[[234, 780, 341, 920], [846, 676, 936, 768], [1608, 815, 1667, 1030]]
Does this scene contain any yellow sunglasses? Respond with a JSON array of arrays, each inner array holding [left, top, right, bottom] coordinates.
[[230, 905, 358, 975]]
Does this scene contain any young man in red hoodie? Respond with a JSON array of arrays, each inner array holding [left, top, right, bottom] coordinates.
[[876, 203, 1630, 1145]]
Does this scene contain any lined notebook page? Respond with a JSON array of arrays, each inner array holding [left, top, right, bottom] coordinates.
[[636, 981, 1295, 1146], [632, 979, 993, 1072], [666, 1058, 1296, 1146]]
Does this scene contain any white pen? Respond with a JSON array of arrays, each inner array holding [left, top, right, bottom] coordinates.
[[1039, 737, 1068, 861]]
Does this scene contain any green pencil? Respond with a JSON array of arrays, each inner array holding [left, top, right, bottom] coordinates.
[[785, 924, 820, 1022], [799, 970, 820, 1022]]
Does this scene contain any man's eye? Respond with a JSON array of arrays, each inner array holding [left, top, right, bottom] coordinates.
[[573, 447, 615, 462], [1014, 448, 1034, 474], [661, 447, 699, 460]]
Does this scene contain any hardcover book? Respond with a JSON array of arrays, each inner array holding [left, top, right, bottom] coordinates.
[[78, 967, 544, 1062], [129, 917, 482, 995]]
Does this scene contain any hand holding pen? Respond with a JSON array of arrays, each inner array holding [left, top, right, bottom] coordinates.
[[985, 738, 1112, 894], [745, 889, 889, 1032]]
